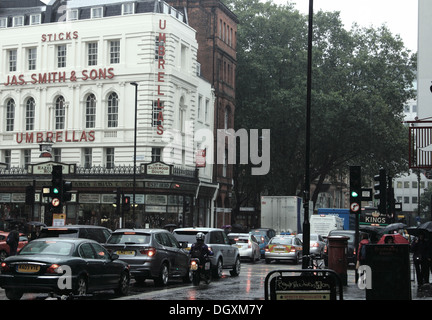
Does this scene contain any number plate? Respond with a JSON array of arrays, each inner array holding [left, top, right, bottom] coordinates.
[[17, 264, 40, 273], [191, 264, 198, 271], [116, 250, 135, 255]]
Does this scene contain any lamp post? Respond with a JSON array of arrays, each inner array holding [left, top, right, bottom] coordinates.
[[302, 0, 313, 270], [130, 82, 138, 226]]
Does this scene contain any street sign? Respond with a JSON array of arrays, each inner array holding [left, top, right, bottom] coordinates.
[[350, 203, 360, 212]]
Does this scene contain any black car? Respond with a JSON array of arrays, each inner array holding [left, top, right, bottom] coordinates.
[[0, 238, 130, 300], [104, 229, 191, 286], [38, 225, 112, 243]]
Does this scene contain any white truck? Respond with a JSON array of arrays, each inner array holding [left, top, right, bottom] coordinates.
[[260, 196, 311, 234], [310, 214, 343, 237]]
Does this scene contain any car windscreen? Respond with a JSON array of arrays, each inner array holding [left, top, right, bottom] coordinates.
[[107, 232, 150, 244], [19, 240, 73, 256], [173, 230, 207, 243], [269, 237, 293, 245], [39, 229, 79, 238]]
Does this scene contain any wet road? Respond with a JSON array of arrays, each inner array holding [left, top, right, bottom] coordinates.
[[0, 259, 302, 300]]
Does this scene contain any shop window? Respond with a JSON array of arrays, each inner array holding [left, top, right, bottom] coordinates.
[[57, 45, 67, 68], [8, 50, 17, 72], [87, 42, 98, 66]]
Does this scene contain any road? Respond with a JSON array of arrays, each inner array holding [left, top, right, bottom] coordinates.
[[0, 259, 304, 300]]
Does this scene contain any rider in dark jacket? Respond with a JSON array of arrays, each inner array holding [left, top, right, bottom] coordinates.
[[190, 232, 212, 262]]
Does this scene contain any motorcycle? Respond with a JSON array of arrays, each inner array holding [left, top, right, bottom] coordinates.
[[190, 257, 211, 286]]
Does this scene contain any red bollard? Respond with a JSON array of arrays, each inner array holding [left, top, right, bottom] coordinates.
[[327, 236, 349, 286]]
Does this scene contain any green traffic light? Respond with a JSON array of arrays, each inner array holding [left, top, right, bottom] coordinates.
[[53, 187, 60, 194], [351, 191, 359, 198]]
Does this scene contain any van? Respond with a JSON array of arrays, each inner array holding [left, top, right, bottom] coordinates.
[[310, 215, 343, 238]]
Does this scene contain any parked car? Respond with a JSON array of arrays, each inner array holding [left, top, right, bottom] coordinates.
[[104, 228, 191, 286], [296, 233, 326, 258], [0, 232, 28, 261], [228, 233, 260, 262], [265, 235, 303, 264], [323, 230, 368, 266], [173, 227, 241, 279], [38, 225, 112, 243], [0, 238, 130, 300]]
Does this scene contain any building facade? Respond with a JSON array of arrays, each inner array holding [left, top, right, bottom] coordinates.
[[166, 0, 238, 227], [0, 0, 217, 229]]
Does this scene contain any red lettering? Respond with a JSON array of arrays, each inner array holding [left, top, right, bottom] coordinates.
[[158, 58, 165, 69], [157, 85, 164, 95], [41, 34, 47, 42], [80, 131, 87, 142], [36, 132, 44, 143], [16, 133, 23, 144], [25, 132, 34, 143], [46, 132, 54, 142], [157, 125, 164, 135], [157, 72, 165, 82], [88, 131, 95, 141], [56, 131, 62, 142], [159, 20, 166, 29], [107, 67, 115, 79]]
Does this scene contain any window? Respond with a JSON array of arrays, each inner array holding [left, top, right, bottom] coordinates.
[[403, 181, 409, 188], [26, 97, 35, 131], [79, 243, 96, 259], [197, 95, 202, 119], [412, 181, 418, 188], [87, 42, 98, 66], [0, 18, 7, 28], [57, 45, 67, 68], [155, 35, 165, 60], [53, 149, 61, 162], [205, 99, 209, 122], [55, 96, 65, 129], [153, 100, 164, 127], [151, 148, 161, 162], [84, 148, 92, 169], [122, 3, 135, 15], [30, 14, 41, 25], [91, 7, 103, 19], [24, 149, 31, 167], [67, 9, 78, 21], [6, 99, 15, 131], [396, 181, 402, 189], [85, 94, 96, 128], [110, 40, 120, 64], [13, 16, 24, 27], [4, 150, 11, 169], [106, 148, 114, 169], [9, 50, 17, 72], [107, 92, 118, 127], [28, 48, 37, 70]]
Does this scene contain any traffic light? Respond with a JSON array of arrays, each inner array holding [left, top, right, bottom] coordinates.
[[25, 185, 35, 205], [349, 166, 361, 213], [51, 165, 63, 212], [122, 196, 131, 211], [374, 168, 387, 214], [62, 180, 73, 202]]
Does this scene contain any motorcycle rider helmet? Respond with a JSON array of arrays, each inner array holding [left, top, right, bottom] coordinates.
[[196, 232, 205, 241]]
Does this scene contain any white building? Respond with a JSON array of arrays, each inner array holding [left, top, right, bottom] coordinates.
[[0, 0, 216, 228]]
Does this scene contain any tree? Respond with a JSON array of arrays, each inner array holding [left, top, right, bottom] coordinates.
[[227, 0, 416, 211]]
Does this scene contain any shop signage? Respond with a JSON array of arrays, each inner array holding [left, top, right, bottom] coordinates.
[[156, 19, 166, 135], [17, 130, 95, 144], [196, 149, 206, 168], [146, 162, 172, 175]]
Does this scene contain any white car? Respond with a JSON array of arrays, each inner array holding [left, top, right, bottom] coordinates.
[[228, 233, 261, 262]]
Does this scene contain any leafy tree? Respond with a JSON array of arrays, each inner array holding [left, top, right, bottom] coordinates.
[[227, 0, 416, 212]]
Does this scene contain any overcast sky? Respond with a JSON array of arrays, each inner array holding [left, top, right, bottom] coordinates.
[[288, 0, 418, 52]]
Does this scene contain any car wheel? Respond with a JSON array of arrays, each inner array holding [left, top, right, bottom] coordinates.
[[183, 268, 193, 283], [5, 289, 23, 300], [230, 257, 241, 277], [212, 258, 223, 279], [74, 276, 88, 296], [115, 271, 130, 295], [154, 263, 169, 286]]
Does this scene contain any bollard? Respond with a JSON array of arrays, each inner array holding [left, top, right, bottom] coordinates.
[[327, 236, 349, 286]]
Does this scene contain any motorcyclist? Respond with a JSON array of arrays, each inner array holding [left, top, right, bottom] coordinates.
[[190, 232, 213, 283]]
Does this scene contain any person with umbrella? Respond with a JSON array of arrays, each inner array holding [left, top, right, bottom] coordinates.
[[411, 233, 430, 286]]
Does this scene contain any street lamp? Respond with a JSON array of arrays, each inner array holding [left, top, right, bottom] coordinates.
[[130, 82, 138, 226]]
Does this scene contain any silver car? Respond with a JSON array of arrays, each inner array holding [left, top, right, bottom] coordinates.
[[296, 233, 326, 258], [173, 227, 241, 279], [228, 233, 261, 262], [265, 235, 303, 264], [104, 229, 191, 286]]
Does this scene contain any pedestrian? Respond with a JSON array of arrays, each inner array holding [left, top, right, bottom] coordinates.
[[411, 233, 430, 286], [6, 226, 20, 256], [356, 233, 369, 268]]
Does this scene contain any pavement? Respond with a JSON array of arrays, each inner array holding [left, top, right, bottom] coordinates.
[[342, 266, 432, 300]]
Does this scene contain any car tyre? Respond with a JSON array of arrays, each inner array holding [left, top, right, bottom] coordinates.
[[230, 257, 241, 277], [212, 258, 223, 279], [115, 271, 130, 295], [5, 289, 23, 300], [0, 251, 8, 261], [74, 275, 88, 296], [183, 268, 193, 283], [154, 263, 169, 286]]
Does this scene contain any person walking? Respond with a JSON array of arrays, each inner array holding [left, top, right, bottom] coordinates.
[[411, 233, 430, 286], [6, 226, 20, 256], [357, 233, 370, 268]]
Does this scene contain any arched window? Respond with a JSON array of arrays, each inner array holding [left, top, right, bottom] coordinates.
[[6, 98, 15, 131], [26, 97, 35, 131], [107, 92, 118, 128], [55, 96, 65, 129], [86, 94, 96, 128]]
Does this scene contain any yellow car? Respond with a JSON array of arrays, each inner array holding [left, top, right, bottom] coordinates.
[[265, 235, 303, 264]]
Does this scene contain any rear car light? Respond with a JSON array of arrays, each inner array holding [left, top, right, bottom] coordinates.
[[1, 262, 10, 272], [140, 247, 156, 257], [265, 246, 269, 252], [248, 241, 252, 248], [46, 264, 64, 274], [312, 243, 319, 247], [290, 248, 296, 252]]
